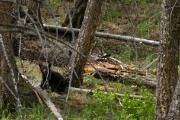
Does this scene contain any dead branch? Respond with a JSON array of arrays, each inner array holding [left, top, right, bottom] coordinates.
[[43, 24, 160, 46], [69, 87, 144, 99], [25, 78, 64, 120]]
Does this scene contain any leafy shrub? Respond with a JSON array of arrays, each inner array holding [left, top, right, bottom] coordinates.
[[82, 87, 155, 120]]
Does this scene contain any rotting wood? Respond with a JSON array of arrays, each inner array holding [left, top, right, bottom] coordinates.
[[84, 62, 156, 89], [119, 76, 156, 89], [84, 62, 146, 76], [43, 24, 160, 46], [93, 69, 156, 89]]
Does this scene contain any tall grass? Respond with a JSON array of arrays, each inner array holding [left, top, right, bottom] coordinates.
[[0, 104, 55, 120]]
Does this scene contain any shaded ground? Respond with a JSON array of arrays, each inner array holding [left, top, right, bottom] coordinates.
[[13, 36, 71, 67]]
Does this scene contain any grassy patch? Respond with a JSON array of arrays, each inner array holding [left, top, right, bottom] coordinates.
[[83, 74, 103, 89], [42, 0, 66, 25], [0, 104, 55, 120], [63, 85, 155, 120]]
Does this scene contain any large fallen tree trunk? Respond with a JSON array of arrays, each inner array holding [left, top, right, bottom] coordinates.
[[44, 24, 160, 46]]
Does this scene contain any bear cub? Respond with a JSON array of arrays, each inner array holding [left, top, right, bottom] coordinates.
[[39, 63, 69, 93]]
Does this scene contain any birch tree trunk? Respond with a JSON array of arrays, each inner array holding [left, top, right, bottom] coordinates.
[[68, 0, 104, 87], [156, 0, 180, 119]]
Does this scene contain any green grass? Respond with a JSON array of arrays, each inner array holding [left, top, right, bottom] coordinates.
[[0, 104, 55, 120], [64, 84, 155, 120], [101, 0, 160, 39], [42, 0, 66, 25]]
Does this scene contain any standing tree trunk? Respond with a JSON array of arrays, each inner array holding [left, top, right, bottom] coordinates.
[[0, 2, 38, 108], [0, 47, 2, 109], [156, 0, 180, 119], [165, 79, 180, 120], [68, 0, 104, 87], [62, 0, 88, 28]]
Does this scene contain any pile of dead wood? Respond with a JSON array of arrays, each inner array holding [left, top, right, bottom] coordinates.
[[84, 55, 156, 89]]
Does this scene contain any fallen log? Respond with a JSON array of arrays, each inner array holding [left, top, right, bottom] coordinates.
[[69, 87, 144, 99], [121, 75, 156, 89], [93, 68, 156, 89], [96, 74, 156, 89], [25, 78, 64, 120], [84, 61, 156, 89], [44, 24, 160, 46]]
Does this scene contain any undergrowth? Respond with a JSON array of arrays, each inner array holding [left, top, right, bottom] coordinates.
[[0, 104, 55, 120], [5, 0, 159, 119], [0, 86, 155, 120], [65, 84, 155, 120]]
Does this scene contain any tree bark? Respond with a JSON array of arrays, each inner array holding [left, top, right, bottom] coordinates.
[[0, 49, 3, 109], [68, 0, 104, 87], [156, 0, 180, 119], [62, 0, 88, 28], [0, 2, 38, 108], [165, 79, 180, 120]]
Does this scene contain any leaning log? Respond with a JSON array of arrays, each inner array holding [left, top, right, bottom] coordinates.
[[44, 24, 160, 46], [25, 78, 64, 120], [34, 87, 63, 120]]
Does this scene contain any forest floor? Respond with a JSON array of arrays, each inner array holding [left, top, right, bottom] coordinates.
[[11, 0, 162, 119]]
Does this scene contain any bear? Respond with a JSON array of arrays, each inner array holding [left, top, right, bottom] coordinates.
[[39, 63, 69, 93]]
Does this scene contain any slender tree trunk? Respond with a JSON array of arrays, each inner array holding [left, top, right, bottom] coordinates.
[[68, 0, 104, 87], [156, 0, 180, 119], [1, 33, 38, 107], [0, 1, 15, 108], [62, 0, 88, 28]]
